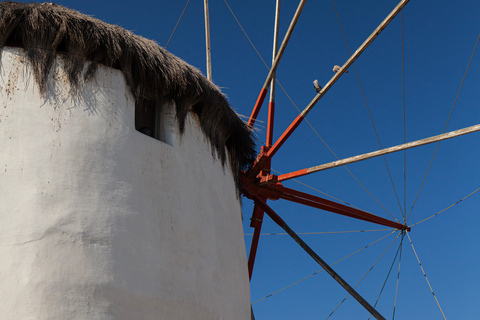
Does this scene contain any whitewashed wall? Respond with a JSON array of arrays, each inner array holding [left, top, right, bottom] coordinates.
[[0, 47, 250, 320]]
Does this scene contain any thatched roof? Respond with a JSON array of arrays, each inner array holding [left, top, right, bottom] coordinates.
[[0, 2, 256, 192]]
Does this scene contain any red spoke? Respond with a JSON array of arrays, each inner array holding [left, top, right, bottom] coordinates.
[[247, 202, 266, 280]]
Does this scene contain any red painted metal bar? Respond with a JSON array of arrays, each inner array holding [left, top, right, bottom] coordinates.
[[247, 203, 266, 280], [274, 185, 407, 230], [276, 168, 308, 182], [248, 88, 268, 128], [285, 194, 376, 223], [252, 196, 387, 320], [246, 113, 303, 177], [266, 101, 275, 147], [266, 113, 303, 158]]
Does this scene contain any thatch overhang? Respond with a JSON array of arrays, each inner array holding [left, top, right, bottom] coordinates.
[[0, 1, 256, 192]]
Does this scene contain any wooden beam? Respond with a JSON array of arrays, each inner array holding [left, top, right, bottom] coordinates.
[[277, 123, 480, 182]]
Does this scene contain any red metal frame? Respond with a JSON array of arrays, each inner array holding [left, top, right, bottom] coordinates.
[[247, 112, 307, 178], [243, 0, 413, 279], [242, 90, 411, 279], [267, 113, 305, 159], [242, 173, 408, 231], [242, 152, 410, 277], [243, 168, 409, 278], [241, 2, 417, 315]]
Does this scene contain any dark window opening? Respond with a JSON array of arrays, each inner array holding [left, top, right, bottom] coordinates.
[[135, 100, 163, 141]]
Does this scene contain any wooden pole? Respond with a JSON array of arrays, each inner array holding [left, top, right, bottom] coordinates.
[[267, 0, 281, 147], [277, 123, 480, 182], [253, 196, 386, 320], [204, 0, 212, 81], [269, 0, 281, 104]]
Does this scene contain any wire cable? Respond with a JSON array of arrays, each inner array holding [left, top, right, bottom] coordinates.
[[325, 231, 402, 319], [252, 229, 397, 304], [410, 187, 480, 227], [407, 32, 480, 222], [165, 0, 191, 49], [223, 0, 269, 68], [368, 234, 404, 320], [331, 0, 404, 221], [406, 232, 447, 320], [391, 232, 405, 320]]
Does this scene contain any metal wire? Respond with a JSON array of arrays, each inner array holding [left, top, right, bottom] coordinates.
[[368, 234, 404, 320], [391, 232, 404, 320], [165, 0, 191, 49], [410, 187, 480, 227], [325, 232, 402, 319], [406, 32, 480, 222], [252, 230, 397, 304], [331, 0, 404, 222], [406, 232, 447, 320], [223, 0, 269, 68]]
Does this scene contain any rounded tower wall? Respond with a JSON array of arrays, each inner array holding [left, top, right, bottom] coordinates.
[[0, 47, 250, 319]]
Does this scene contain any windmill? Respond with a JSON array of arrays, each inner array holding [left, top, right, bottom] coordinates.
[[228, 0, 480, 319]]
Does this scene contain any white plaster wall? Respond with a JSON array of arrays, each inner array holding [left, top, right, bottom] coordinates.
[[0, 47, 250, 320]]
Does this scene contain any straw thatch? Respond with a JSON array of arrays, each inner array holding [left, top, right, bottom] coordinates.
[[0, 2, 256, 192]]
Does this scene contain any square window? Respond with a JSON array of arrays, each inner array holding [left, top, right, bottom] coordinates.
[[135, 100, 174, 144], [135, 100, 162, 141]]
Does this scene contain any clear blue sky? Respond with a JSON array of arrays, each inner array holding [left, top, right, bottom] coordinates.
[[35, 1, 480, 319]]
